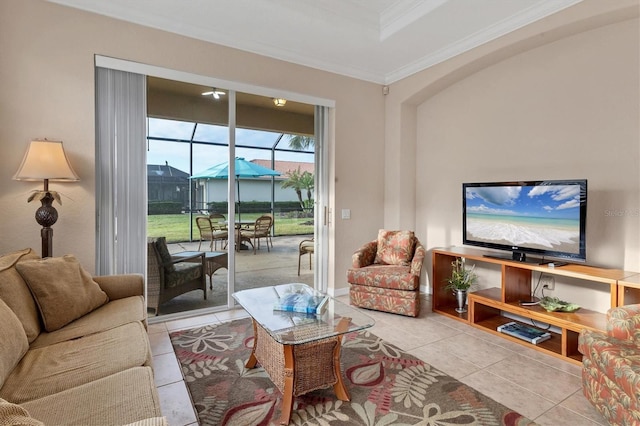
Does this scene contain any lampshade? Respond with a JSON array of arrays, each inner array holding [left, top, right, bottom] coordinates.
[[14, 140, 80, 182], [273, 98, 287, 107]]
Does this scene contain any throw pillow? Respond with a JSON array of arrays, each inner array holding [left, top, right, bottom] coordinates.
[[0, 248, 42, 343], [0, 299, 29, 389], [16, 255, 109, 332], [374, 229, 416, 266]]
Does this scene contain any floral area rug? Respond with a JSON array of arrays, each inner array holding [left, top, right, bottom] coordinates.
[[169, 318, 535, 425]]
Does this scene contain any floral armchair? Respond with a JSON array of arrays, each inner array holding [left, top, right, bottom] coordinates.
[[346, 230, 425, 317], [578, 304, 640, 425]]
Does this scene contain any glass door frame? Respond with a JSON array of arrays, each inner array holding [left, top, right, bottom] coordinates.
[[95, 55, 335, 314]]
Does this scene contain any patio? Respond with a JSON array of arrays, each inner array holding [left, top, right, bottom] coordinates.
[[155, 234, 314, 317]]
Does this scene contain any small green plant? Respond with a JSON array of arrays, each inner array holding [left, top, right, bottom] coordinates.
[[444, 259, 477, 291]]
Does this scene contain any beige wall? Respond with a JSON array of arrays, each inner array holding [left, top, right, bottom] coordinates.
[[386, 1, 639, 310], [0, 0, 385, 292], [1, 0, 638, 301]]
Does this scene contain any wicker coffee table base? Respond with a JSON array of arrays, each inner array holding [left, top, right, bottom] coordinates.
[[246, 319, 351, 425]]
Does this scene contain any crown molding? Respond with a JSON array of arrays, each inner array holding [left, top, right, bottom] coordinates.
[[384, 0, 583, 84], [380, 0, 449, 41]]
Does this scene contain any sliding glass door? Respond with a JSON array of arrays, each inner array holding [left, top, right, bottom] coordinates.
[[96, 56, 329, 320], [145, 81, 318, 317]]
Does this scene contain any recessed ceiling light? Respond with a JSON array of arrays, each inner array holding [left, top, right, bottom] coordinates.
[[273, 98, 287, 107]]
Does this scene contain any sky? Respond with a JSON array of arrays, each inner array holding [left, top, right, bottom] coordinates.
[[465, 184, 583, 219], [146, 117, 314, 174]]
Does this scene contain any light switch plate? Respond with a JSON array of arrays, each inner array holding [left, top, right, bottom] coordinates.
[[341, 209, 351, 219]]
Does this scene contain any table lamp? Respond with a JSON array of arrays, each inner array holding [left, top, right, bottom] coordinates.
[[13, 140, 79, 258]]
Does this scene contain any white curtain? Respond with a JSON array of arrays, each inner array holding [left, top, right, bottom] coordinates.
[[95, 67, 147, 275]]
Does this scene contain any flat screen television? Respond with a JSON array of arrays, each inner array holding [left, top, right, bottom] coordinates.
[[462, 179, 587, 264]]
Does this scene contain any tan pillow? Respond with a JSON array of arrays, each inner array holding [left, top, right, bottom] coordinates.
[[16, 255, 109, 332], [374, 229, 416, 266], [0, 248, 41, 343], [0, 299, 28, 389]]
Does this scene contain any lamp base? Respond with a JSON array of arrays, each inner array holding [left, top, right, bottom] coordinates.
[[35, 192, 58, 228], [35, 192, 58, 258], [41, 227, 53, 259]]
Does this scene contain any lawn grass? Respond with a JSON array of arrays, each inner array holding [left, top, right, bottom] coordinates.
[[147, 213, 313, 243]]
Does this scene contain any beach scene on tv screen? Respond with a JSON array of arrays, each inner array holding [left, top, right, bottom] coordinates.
[[465, 184, 581, 254]]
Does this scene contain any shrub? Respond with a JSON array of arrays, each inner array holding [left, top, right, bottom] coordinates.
[[148, 201, 182, 215]]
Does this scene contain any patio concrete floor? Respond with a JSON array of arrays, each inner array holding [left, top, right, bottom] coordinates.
[[154, 234, 314, 318]]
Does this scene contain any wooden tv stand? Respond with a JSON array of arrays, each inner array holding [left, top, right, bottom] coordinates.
[[432, 247, 638, 365]]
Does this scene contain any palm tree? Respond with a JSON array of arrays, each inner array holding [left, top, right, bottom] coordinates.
[[281, 167, 314, 212], [281, 168, 305, 209], [287, 135, 314, 151], [299, 170, 314, 211]]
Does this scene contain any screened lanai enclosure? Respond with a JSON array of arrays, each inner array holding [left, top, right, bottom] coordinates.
[[144, 76, 320, 319], [147, 77, 316, 243]]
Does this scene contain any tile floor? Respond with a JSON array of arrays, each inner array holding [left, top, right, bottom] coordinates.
[[148, 294, 607, 426]]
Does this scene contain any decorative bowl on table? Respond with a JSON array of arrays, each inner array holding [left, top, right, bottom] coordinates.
[[539, 296, 580, 312]]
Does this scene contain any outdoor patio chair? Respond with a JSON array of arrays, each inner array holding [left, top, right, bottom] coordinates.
[[240, 214, 273, 254], [196, 216, 228, 251], [298, 237, 314, 275], [209, 213, 228, 230], [147, 236, 207, 316]]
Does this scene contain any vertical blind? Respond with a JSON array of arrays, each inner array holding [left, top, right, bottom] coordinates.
[[95, 67, 147, 275], [314, 105, 329, 293]]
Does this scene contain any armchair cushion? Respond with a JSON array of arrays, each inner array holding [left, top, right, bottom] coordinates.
[[153, 237, 175, 273], [347, 265, 419, 291], [374, 229, 415, 266], [167, 263, 203, 288], [16, 255, 109, 332]]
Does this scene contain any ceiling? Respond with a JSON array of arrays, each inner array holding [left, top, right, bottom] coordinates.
[[49, 0, 583, 84], [148, 77, 315, 115]]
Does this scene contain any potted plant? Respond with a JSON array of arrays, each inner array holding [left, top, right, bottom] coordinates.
[[444, 258, 478, 313]]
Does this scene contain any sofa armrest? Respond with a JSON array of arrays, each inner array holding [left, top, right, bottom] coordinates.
[[94, 274, 144, 300], [351, 240, 377, 268], [607, 304, 640, 344], [411, 242, 426, 276]]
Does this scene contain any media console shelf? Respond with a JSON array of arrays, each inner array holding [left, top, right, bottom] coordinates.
[[432, 247, 637, 365], [618, 273, 640, 306]]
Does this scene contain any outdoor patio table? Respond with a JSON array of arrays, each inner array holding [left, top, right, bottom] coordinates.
[[225, 220, 254, 251], [172, 251, 227, 288], [233, 283, 374, 425]]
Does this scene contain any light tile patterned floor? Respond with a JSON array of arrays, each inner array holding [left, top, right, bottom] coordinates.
[[149, 295, 607, 426]]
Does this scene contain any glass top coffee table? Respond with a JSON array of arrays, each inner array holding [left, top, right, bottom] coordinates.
[[233, 283, 374, 425]]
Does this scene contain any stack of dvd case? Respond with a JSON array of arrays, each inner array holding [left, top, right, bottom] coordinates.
[[497, 322, 551, 345]]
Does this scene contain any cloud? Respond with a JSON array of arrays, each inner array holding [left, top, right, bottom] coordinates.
[[468, 204, 516, 215], [528, 185, 580, 201], [468, 187, 521, 206], [557, 199, 580, 210]]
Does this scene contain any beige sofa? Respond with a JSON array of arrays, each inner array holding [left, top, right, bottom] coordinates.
[[0, 248, 166, 426]]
